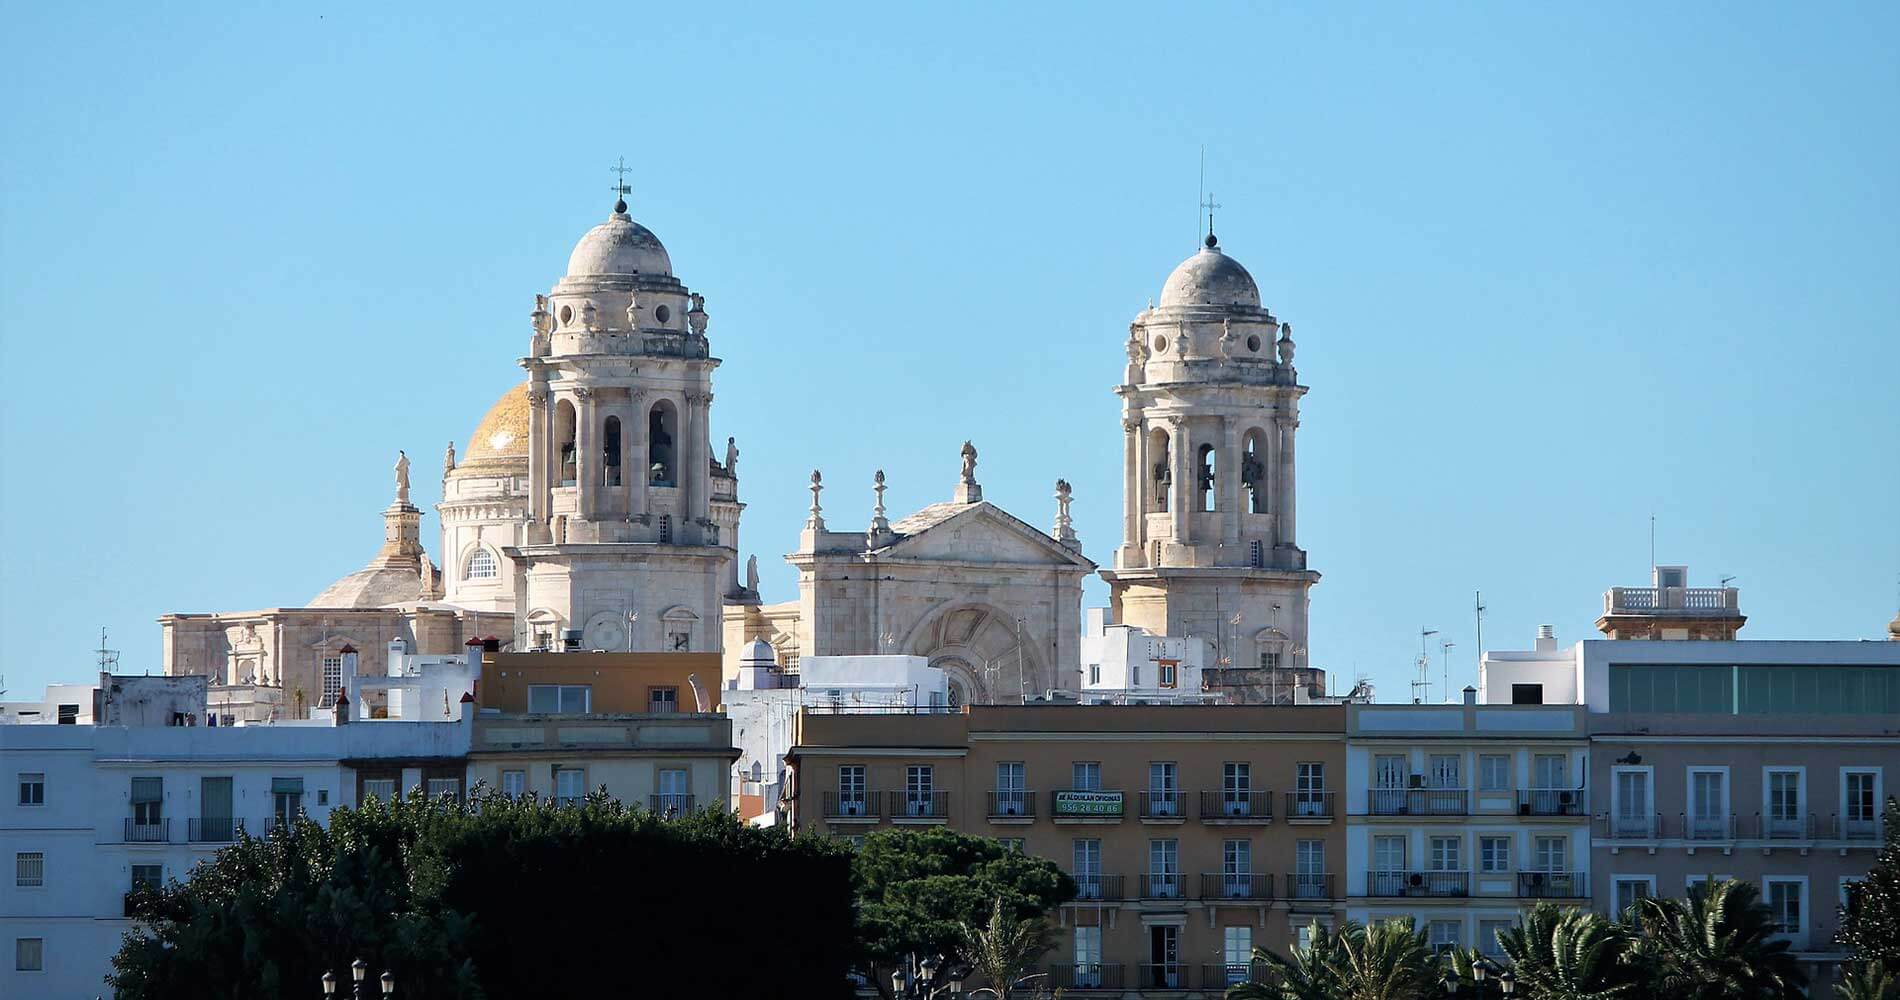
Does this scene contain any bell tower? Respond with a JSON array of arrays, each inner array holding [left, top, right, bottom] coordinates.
[[1099, 222, 1322, 703], [506, 190, 742, 653]]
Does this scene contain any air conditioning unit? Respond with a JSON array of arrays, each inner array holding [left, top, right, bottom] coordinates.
[[1408, 774, 1425, 789], [1559, 791, 1579, 808]]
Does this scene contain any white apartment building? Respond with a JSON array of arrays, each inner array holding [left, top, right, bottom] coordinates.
[[1, 707, 471, 999], [1344, 684, 1592, 960], [1080, 608, 1228, 705]]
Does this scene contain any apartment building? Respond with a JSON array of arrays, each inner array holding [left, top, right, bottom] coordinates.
[[1344, 695, 1592, 960], [1, 709, 471, 1000], [1586, 640, 1900, 979], [787, 704, 1346, 995], [481, 650, 723, 715], [467, 711, 736, 814]]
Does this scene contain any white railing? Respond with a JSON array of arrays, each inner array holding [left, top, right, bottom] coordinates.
[[1604, 587, 1738, 614]]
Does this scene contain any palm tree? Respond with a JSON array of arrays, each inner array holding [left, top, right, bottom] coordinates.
[[1234, 919, 1440, 1000], [961, 896, 1054, 1000], [1833, 961, 1895, 1000], [1627, 879, 1807, 1000], [1495, 902, 1634, 1000]]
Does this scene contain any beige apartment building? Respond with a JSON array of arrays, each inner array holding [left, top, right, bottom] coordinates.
[[787, 705, 1346, 994], [468, 712, 737, 814]]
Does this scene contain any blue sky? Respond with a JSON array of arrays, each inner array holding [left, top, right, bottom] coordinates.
[[2, 3, 1895, 701]]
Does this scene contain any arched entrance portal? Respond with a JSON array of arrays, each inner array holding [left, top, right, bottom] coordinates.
[[905, 603, 1047, 705]]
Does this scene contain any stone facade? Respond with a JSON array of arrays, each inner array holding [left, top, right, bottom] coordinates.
[[1101, 228, 1320, 703]]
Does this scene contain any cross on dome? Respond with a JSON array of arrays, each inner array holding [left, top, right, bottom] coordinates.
[[609, 156, 633, 213]]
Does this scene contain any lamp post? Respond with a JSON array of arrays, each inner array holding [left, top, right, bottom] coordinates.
[[890, 953, 968, 1000], [320, 961, 393, 999]]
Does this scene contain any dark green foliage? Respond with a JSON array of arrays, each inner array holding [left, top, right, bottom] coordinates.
[[1495, 902, 1634, 1000], [109, 790, 855, 999], [1840, 798, 1900, 964], [1627, 880, 1807, 1000], [851, 827, 1074, 991]]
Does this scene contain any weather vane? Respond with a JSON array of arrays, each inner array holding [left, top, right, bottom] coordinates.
[[610, 156, 632, 202]]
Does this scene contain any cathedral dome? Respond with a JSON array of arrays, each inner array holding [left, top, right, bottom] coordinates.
[[461, 383, 531, 468], [565, 200, 672, 278], [1159, 236, 1260, 310]]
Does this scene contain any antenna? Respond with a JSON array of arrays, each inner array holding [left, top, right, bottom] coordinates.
[[1649, 513, 1656, 573], [1473, 590, 1486, 682], [1719, 575, 1737, 589], [1412, 628, 1439, 704], [1440, 641, 1455, 704], [95, 627, 120, 674], [1198, 146, 1205, 248]]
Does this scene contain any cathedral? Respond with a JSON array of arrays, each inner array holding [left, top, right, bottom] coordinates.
[[160, 185, 1321, 714]]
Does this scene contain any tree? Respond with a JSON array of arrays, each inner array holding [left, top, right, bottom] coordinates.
[[1626, 879, 1806, 1000], [1232, 919, 1440, 1000], [1494, 902, 1635, 1000], [1833, 961, 1896, 1000], [961, 896, 1055, 999], [852, 828, 1074, 997], [110, 789, 856, 999], [1840, 797, 1900, 964]]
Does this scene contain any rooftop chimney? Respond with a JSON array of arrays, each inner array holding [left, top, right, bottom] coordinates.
[[1534, 625, 1557, 653], [1462, 685, 1477, 706]]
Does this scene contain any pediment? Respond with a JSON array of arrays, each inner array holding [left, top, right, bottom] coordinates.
[[876, 502, 1095, 569]]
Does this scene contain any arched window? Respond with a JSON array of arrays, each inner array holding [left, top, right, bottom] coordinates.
[[465, 548, 499, 580], [602, 416, 622, 487], [647, 401, 677, 486], [1148, 427, 1172, 513], [1242, 428, 1268, 514], [750, 760, 763, 782]]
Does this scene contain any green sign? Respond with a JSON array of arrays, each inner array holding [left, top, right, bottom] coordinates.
[[1054, 791, 1123, 816]]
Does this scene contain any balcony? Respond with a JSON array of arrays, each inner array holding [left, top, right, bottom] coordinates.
[[1604, 586, 1739, 616], [1518, 788, 1587, 817], [1370, 788, 1469, 816], [887, 790, 950, 823], [1755, 813, 1816, 841], [648, 793, 695, 816], [124, 818, 170, 843], [1286, 872, 1334, 903], [1517, 871, 1587, 899], [1836, 816, 1883, 842], [821, 791, 881, 822], [1286, 791, 1336, 822], [1051, 789, 1125, 823], [1070, 872, 1125, 902], [1046, 964, 1124, 991], [1598, 813, 1660, 840], [987, 790, 1036, 822], [1139, 790, 1188, 822], [188, 817, 240, 843], [1200, 790, 1272, 823], [1138, 963, 1192, 990], [1203, 964, 1267, 989], [1685, 814, 1736, 841], [1141, 870, 1187, 900], [1369, 870, 1469, 898], [1201, 872, 1273, 901]]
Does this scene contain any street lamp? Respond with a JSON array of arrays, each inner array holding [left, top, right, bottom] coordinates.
[[321, 971, 336, 996], [1500, 971, 1516, 997], [352, 959, 368, 1000], [381, 971, 396, 996]]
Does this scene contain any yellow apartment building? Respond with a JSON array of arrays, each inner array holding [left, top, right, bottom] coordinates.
[[787, 705, 1346, 994]]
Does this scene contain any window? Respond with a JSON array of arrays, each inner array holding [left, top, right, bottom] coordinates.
[[15, 852, 44, 888], [1612, 877, 1653, 919], [657, 768, 690, 814], [131, 776, 163, 833], [528, 684, 591, 714], [658, 514, 672, 543], [130, 864, 163, 892], [1158, 661, 1178, 688], [667, 630, 691, 652], [18, 772, 44, 806], [199, 777, 234, 841], [837, 765, 867, 815], [1088, 664, 1101, 685], [1845, 770, 1881, 837], [1533, 836, 1567, 872], [1689, 768, 1729, 838], [1260, 650, 1281, 670], [1295, 840, 1326, 899], [1534, 754, 1568, 789], [1224, 838, 1253, 879], [1223, 762, 1252, 814], [1428, 920, 1460, 953], [1613, 768, 1652, 835], [906, 765, 935, 815], [1766, 879, 1803, 937], [1479, 755, 1510, 791], [15, 937, 43, 973], [426, 778, 459, 801], [464, 548, 498, 580], [1374, 835, 1406, 871], [995, 762, 1026, 815], [1072, 761, 1101, 791], [320, 656, 343, 706], [648, 687, 679, 714], [1479, 836, 1511, 873], [997, 837, 1024, 853], [1477, 919, 1512, 958], [1430, 836, 1461, 871], [1511, 683, 1544, 705], [1149, 761, 1178, 815], [1429, 754, 1461, 789], [1249, 540, 1264, 568], [1295, 761, 1327, 815], [57, 704, 78, 724], [362, 778, 397, 801], [272, 777, 305, 825], [1148, 838, 1180, 897], [493, 770, 525, 798], [1766, 769, 1804, 836], [1223, 925, 1254, 984], [1073, 839, 1103, 897], [554, 768, 585, 806], [1074, 926, 1102, 984]]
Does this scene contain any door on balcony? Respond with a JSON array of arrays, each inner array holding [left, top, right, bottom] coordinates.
[[1073, 926, 1102, 987], [1613, 769, 1650, 836], [1149, 762, 1178, 816], [1296, 839, 1325, 898], [1374, 755, 1405, 813], [906, 765, 935, 817], [1766, 770, 1802, 837], [657, 768, 689, 815], [1222, 926, 1253, 986], [130, 777, 162, 840], [1689, 769, 1727, 838], [1223, 838, 1252, 897], [271, 777, 304, 827], [1149, 925, 1180, 988], [1296, 762, 1326, 815], [199, 777, 233, 841], [1072, 839, 1102, 899], [1148, 838, 1179, 898], [1223, 762, 1251, 816], [996, 762, 1026, 816], [838, 766, 866, 816], [1534, 754, 1567, 790], [1373, 835, 1406, 895]]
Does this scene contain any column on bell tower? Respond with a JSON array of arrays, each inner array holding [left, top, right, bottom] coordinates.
[[1168, 416, 1191, 550], [1220, 416, 1242, 554], [575, 388, 597, 519], [1277, 416, 1297, 549], [1120, 418, 1141, 565], [627, 389, 648, 520]]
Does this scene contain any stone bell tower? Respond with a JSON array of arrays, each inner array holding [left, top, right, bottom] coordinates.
[[1098, 221, 1322, 703], [505, 190, 743, 654]]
